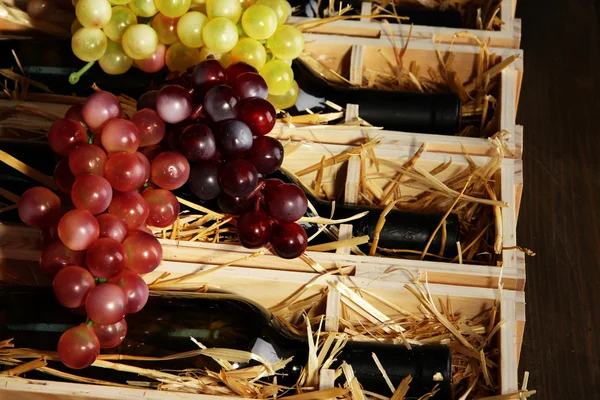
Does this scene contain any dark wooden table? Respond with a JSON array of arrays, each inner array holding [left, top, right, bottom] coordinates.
[[516, 0, 600, 398]]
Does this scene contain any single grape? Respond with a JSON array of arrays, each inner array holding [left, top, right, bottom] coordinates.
[[58, 209, 100, 251], [55, 157, 77, 194], [109, 269, 149, 313], [178, 124, 217, 161], [155, 0, 191, 18], [139, 144, 165, 161], [128, 110, 165, 148], [69, 144, 107, 177], [155, 85, 193, 124], [267, 79, 298, 109], [270, 222, 307, 259], [82, 91, 122, 132], [26, 0, 56, 18], [122, 231, 163, 274], [72, 27, 108, 62], [206, 0, 242, 23], [266, 25, 304, 60], [246, 136, 283, 174], [40, 240, 85, 277], [202, 17, 239, 53], [152, 13, 180, 45], [122, 24, 158, 60], [242, 5, 278, 40], [18, 187, 61, 228], [137, 90, 158, 111], [99, 40, 133, 75], [219, 159, 258, 197], [86, 237, 126, 278], [128, 0, 158, 17], [57, 324, 100, 369], [236, 210, 271, 248], [191, 59, 227, 93], [238, 97, 276, 135], [142, 188, 179, 227], [256, 0, 290, 25], [151, 151, 190, 190], [233, 72, 268, 100], [103, 5, 137, 41], [230, 37, 267, 71], [47, 118, 88, 156], [53, 265, 96, 308], [97, 213, 129, 242], [86, 283, 128, 325], [135, 151, 152, 183], [259, 59, 294, 95], [218, 120, 253, 156], [203, 85, 239, 122], [71, 174, 113, 215], [188, 163, 221, 200], [218, 193, 253, 214], [135, 43, 167, 73], [177, 11, 208, 48], [104, 152, 146, 192], [65, 104, 86, 125], [265, 183, 307, 223], [108, 190, 149, 229], [262, 178, 283, 198], [225, 62, 257, 84], [101, 119, 141, 154], [93, 318, 127, 348], [165, 41, 201, 72], [76, 0, 112, 28]]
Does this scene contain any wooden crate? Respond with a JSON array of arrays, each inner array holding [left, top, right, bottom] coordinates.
[[0, 254, 526, 399], [290, 0, 520, 48], [271, 33, 524, 158]]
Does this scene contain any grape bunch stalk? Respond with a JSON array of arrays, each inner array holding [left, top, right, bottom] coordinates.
[[70, 0, 303, 110]]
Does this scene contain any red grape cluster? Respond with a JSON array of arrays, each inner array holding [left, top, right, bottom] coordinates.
[[18, 90, 178, 370], [139, 58, 309, 259]]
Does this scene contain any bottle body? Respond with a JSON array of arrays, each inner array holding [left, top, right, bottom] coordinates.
[[0, 286, 451, 398]]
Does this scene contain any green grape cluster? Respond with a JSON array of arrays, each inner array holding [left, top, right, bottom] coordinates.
[[70, 0, 302, 108]]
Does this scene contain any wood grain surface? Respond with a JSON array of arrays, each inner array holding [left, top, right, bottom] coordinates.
[[516, 0, 600, 398]]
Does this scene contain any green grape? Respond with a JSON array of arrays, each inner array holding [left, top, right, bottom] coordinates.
[[256, 0, 290, 26], [206, 0, 242, 23], [155, 0, 191, 18], [152, 13, 180, 45], [267, 79, 298, 109], [122, 24, 159, 59], [199, 46, 223, 61], [71, 19, 83, 36], [129, 0, 158, 17], [72, 27, 108, 62], [99, 39, 133, 74], [241, 4, 277, 40], [109, 0, 132, 4], [202, 17, 239, 53], [176, 11, 208, 48], [230, 37, 266, 70], [259, 58, 293, 95], [165, 42, 202, 71], [266, 24, 303, 60], [103, 6, 137, 41], [76, 0, 112, 28]]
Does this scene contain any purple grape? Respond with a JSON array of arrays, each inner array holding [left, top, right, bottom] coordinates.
[[203, 85, 239, 122], [238, 98, 277, 136], [192, 59, 227, 94], [188, 163, 221, 200], [218, 120, 253, 156], [236, 210, 271, 248], [137, 90, 158, 111], [218, 193, 253, 215], [246, 136, 283, 174], [219, 159, 258, 197], [156, 85, 193, 124], [270, 223, 308, 259], [178, 124, 217, 162], [265, 183, 307, 223], [233, 72, 268, 100], [225, 63, 257, 85]]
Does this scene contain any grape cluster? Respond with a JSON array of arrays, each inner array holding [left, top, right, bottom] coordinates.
[[18, 91, 177, 370], [141, 58, 309, 259], [70, 0, 303, 109]]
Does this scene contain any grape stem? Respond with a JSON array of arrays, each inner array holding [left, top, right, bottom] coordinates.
[[189, 104, 205, 120], [69, 61, 95, 85], [86, 320, 93, 327]]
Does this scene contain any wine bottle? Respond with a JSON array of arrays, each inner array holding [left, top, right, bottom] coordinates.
[[0, 286, 452, 398], [290, 0, 463, 28], [291, 59, 462, 134], [0, 140, 460, 257]]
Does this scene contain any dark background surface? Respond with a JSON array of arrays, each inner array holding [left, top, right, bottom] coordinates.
[[516, 0, 600, 399]]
